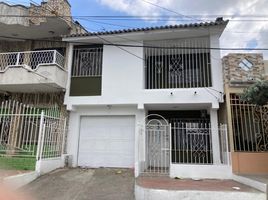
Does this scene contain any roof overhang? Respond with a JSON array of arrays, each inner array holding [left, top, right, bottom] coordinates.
[[0, 18, 71, 40], [63, 20, 228, 44]]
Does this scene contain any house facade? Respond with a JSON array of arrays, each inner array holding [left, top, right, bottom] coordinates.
[[221, 53, 268, 174], [0, 0, 86, 168], [0, 0, 86, 113], [64, 18, 232, 178]]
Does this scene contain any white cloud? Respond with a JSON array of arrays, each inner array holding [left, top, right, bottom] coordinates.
[[98, 0, 268, 58]]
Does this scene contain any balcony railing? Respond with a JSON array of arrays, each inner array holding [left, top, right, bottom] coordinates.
[[0, 50, 65, 71]]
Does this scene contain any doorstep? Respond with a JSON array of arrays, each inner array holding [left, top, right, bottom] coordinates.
[[135, 176, 266, 200]]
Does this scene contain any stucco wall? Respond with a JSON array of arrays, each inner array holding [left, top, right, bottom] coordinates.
[[65, 36, 223, 110], [0, 3, 28, 26]]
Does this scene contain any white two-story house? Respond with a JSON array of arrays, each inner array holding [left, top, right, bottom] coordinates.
[[64, 18, 231, 179]]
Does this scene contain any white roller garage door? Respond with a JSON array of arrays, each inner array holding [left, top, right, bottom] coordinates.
[[78, 116, 135, 168]]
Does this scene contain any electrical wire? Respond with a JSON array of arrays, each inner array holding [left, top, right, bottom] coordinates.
[[205, 87, 220, 100], [139, 0, 205, 22], [2, 35, 268, 51]]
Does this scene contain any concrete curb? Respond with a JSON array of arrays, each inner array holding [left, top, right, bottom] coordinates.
[[233, 174, 268, 193], [3, 171, 38, 189], [135, 184, 266, 200]]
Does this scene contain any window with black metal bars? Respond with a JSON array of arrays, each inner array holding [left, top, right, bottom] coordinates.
[[72, 45, 103, 77], [144, 37, 212, 89]]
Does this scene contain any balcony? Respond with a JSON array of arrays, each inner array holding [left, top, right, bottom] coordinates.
[[0, 50, 67, 92]]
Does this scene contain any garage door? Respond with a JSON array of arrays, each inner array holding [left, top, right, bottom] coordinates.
[[78, 116, 135, 168]]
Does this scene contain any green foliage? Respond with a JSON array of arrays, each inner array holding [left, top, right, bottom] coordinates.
[[0, 156, 36, 171], [241, 80, 268, 106]]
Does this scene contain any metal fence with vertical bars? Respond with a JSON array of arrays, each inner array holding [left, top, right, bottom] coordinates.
[[139, 118, 229, 176], [0, 100, 67, 170], [171, 119, 213, 165], [230, 93, 268, 152]]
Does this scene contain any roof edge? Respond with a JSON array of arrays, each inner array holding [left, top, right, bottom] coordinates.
[[64, 18, 229, 39]]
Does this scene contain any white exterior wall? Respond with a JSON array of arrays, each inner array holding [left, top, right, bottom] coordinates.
[[65, 42, 222, 109], [36, 157, 65, 175], [64, 30, 225, 178], [170, 164, 232, 179], [210, 34, 224, 100], [66, 105, 145, 177]]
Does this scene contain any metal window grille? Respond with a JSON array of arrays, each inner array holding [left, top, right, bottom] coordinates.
[[0, 50, 65, 71], [144, 37, 211, 89], [230, 94, 268, 152], [170, 119, 213, 164], [72, 46, 103, 77]]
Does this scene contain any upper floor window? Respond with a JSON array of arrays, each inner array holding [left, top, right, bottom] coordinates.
[[239, 58, 253, 71], [70, 45, 103, 96], [145, 38, 211, 89], [72, 45, 103, 77]]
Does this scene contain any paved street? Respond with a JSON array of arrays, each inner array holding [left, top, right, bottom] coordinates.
[[23, 168, 135, 200]]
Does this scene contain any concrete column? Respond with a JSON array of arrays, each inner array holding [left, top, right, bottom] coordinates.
[[210, 34, 224, 95], [210, 108, 221, 165], [225, 85, 234, 152], [64, 43, 74, 106], [66, 110, 80, 167], [135, 108, 146, 177]]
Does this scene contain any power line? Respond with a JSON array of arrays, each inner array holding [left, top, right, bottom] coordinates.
[[1, 14, 268, 24], [205, 87, 220, 100], [139, 0, 204, 22], [84, 27, 145, 61], [1, 35, 268, 51], [76, 17, 137, 29], [1, 13, 268, 18]]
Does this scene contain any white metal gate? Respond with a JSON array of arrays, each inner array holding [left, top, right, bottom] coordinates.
[[143, 114, 170, 174], [0, 100, 67, 168]]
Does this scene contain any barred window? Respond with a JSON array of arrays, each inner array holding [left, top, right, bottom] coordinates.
[[72, 45, 103, 77], [145, 37, 211, 89]]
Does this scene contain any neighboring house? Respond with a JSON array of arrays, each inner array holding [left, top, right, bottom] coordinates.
[[63, 18, 231, 179], [0, 0, 86, 169], [0, 0, 86, 111], [221, 53, 268, 175]]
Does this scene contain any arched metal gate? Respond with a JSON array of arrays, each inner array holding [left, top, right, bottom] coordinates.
[[143, 114, 171, 175]]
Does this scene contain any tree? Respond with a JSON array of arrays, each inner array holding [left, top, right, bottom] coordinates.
[[241, 80, 268, 106]]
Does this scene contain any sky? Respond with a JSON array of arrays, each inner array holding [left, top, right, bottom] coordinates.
[[7, 0, 268, 58]]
